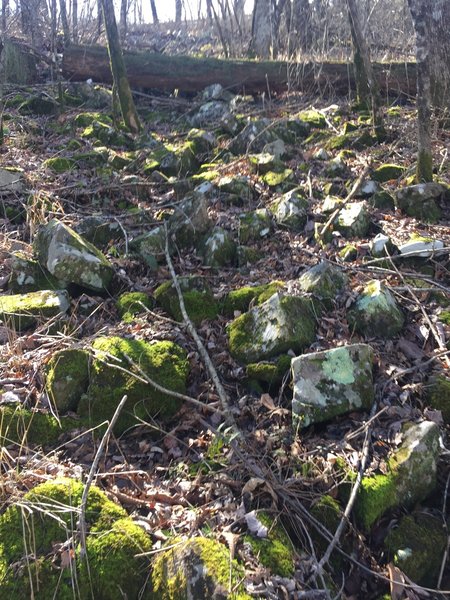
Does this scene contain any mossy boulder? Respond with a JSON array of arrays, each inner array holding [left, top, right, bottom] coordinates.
[[46, 349, 90, 413], [292, 343, 374, 429], [150, 537, 251, 599], [298, 109, 327, 129], [186, 128, 216, 158], [222, 281, 285, 316], [398, 234, 444, 258], [339, 243, 357, 262], [298, 262, 348, 306], [34, 219, 114, 293], [43, 157, 76, 173], [0, 168, 25, 194], [0, 406, 70, 446], [18, 96, 58, 115], [269, 188, 308, 231], [370, 190, 395, 210], [117, 291, 154, 322], [229, 118, 278, 155], [246, 355, 291, 388], [347, 280, 404, 338], [217, 175, 253, 204], [310, 496, 347, 573], [73, 111, 112, 127], [384, 512, 446, 586], [261, 168, 295, 190], [395, 182, 444, 222], [154, 277, 218, 324], [335, 201, 371, 238], [372, 163, 405, 183], [0, 289, 70, 330], [426, 375, 450, 423], [8, 253, 66, 293], [168, 192, 211, 248], [0, 478, 151, 599], [78, 336, 189, 433], [248, 152, 283, 174], [325, 130, 377, 151], [132, 226, 166, 267], [199, 227, 237, 267], [238, 209, 272, 244], [228, 292, 317, 364], [244, 512, 295, 577], [354, 421, 440, 530], [74, 216, 125, 250], [272, 118, 310, 144], [81, 120, 131, 147]]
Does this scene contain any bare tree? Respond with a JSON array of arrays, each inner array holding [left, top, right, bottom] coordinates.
[[150, 0, 158, 24], [1, 0, 8, 33], [73, 0, 78, 43], [101, 0, 141, 133], [250, 0, 272, 58], [120, 0, 127, 41], [407, 0, 433, 182], [175, 0, 182, 23], [346, 0, 383, 134], [59, 0, 71, 46], [291, 0, 313, 53]]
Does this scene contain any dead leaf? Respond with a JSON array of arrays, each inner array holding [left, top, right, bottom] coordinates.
[[387, 562, 406, 600]]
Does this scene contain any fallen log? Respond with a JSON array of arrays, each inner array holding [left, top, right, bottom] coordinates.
[[62, 44, 418, 97]]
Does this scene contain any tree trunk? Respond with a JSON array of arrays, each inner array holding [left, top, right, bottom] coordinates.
[[72, 0, 78, 43], [59, 0, 71, 46], [150, 0, 158, 24], [250, 0, 272, 58], [346, 0, 383, 134], [429, 0, 450, 108], [101, 0, 141, 133], [1, 0, 8, 33], [175, 0, 182, 23], [62, 45, 419, 97], [407, 0, 433, 182], [292, 0, 312, 53], [120, 0, 127, 42]]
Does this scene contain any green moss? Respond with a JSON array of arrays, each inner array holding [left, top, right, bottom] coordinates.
[[74, 112, 112, 127], [354, 473, 397, 531], [0, 479, 151, 599], [79, 336, 189, 433], [8, 253, 65, 293], [298, 109, 326, 129], [43, 157, 76, 173], [310, 496, 345, 573], [416, 148, 433, 183], [426, 375, 450, 423], [244, 512, 295, 577], [261, 168, 294, 188], [0, 290, 70, 330], [325, 130, 377, 151], [372, 163, 405, 183], [385, 513, 446, 586], [154, 278, 218, 325], [46, 349, 90, 413], [0, 406, 73, 446], [117, 291, 154, 322], [222, 281, 285, 316], [151, 537, 251, 599], [246, 355, 291, 386]]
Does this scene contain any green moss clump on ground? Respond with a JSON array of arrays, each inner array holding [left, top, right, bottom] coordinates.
[[354, 473, 398, 531], [154, 278, 218, 325], [310, 495, 347, 573], [78, 336, 189, 433], [0, 406, 74, 446], [151, 537, 251, 599], [244, 512, 295, 577], [246, 354, 291, 387], [0, 478, 151, 599], [222, 281, 285, 315], [372, 163, 405, 183], [325, 130, 377, 151], [426, 375, 450, 423], [116, 291, 154, 322], [384, 512, 446, 586], [43, 157, 76, 173], [46, 348, 90, 413]]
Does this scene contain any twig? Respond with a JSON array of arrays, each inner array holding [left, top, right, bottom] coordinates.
[[78, 394, 128, 559], [317, 163, 371, 242], [163, 224, 237, 430]]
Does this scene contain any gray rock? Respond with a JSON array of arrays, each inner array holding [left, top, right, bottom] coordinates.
[[292, 343, 374, 428], [335, 201, 371, 238], [200, 227, 236, 267], [399, 235, 444, 258], [238, 209, 272, 244], [370, 233, 396, 257], [9, 253, 66, 293], [74, 216, 125, 250], [34, 220, 114, 293], [169, 192, 211, 247], [269, 189, 308, 231], [229, 118, 278, 155], [395, 182, 444, 222], [263, 138, 286, 159], [0, 289, 70, 330], [190, 100, 230, 127], [217, 175, 253, 204], [46, 349, 90, 413], [348, 279, 404, 338], [298, 262, 348, 301], [228, 292, 317, 363], [0, 168, 24, 194]]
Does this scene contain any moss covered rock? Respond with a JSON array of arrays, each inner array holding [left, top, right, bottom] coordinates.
[[238, 209, 272, 244], [46, 348, 90, 413], [244, 512, 295, 577], [426, 375, 450, 423], [372, 163, 405, 183], [370, 190, 395, 210], [347, 280, 404, 338], [0, 289, 70, 330], [169, 192, 211, 248], [246, 355, 291, 388], [79, 336, 189, 433], [81, 120, 131, 147], [0, 406, 71, 446], [292, 343, 374, 429], [74, 216, 125, 250], [34, 219, 114, 293], [395, 182, 444, 222], [9, 253, 66, 293], [354, 421, 440, 530], [298, 109, 327, 129], [0, 478, 151, 599], [217, 175, 254, 204], [335, 201, 371, 238], [200, 227, 237, 267], [384, 512, 446, 586], [298, 262, 348, 305], [117, 291, 154, 322], [154, 277, 218, 324], [18, 96, 58, 115], [228, 292, 317, 364], [43, 157, 76, 173], [269, 188, 308, 231], [325, 130, 377, 151], [222, 281, 285, 316], [73, 111, 112, 127], [151, 537, 250, 599]]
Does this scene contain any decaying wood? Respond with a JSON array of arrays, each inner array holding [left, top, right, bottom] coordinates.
[[62, 44, 419, 97]]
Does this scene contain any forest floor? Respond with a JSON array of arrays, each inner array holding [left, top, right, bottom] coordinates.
[[0, 75, 449, 600]]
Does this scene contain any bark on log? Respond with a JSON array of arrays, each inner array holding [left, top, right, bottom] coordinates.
[[62, 44, 418, 97]]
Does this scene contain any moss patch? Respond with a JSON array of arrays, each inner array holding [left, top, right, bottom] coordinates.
[[79, 336, 189, 433], [0, 406, 74, 446], [426, 375, 450, 423], [154, 278, 218, 324], [222, 281, 285, 316], [244, 512, 295, 577], [117, 291, 154, 322], [46, 348, 90, 413]]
